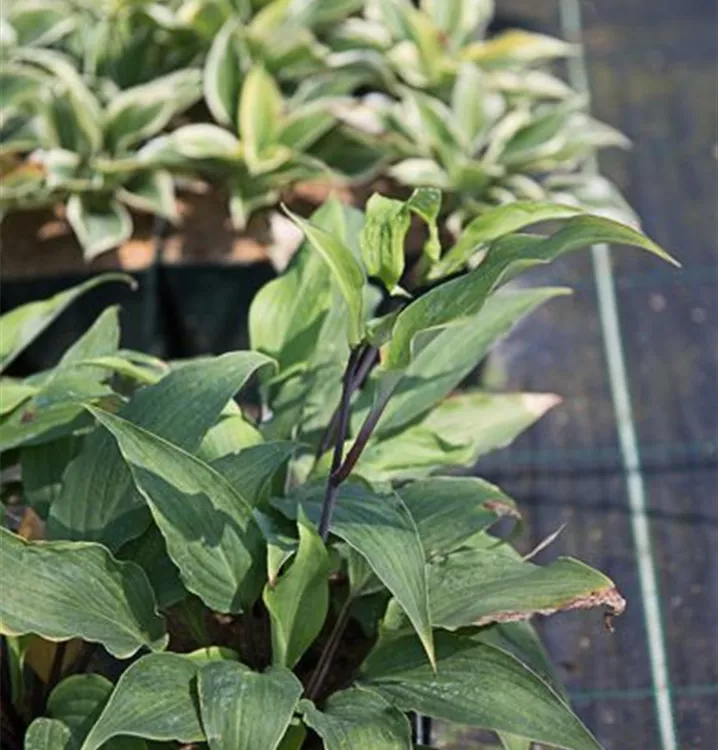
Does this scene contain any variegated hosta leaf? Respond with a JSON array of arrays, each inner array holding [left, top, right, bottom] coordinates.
[[66, 194, 133, 261], [117, 170, 178, 222], [239, 64, 284, 170], [138, 124, 241, 166], [0, 528, 168, 659], [103, 69, 203, 154], [463, 30, 577, 67], [203, 19, 247, 129]]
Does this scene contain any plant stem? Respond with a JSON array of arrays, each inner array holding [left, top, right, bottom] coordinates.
[[331, 382, 393, 485], [315, 346, 377, 461], [318, 348, 360, 541], [305, 594, 354, 701], [48, 641, 67, 690], [0, 638, 25, 745]]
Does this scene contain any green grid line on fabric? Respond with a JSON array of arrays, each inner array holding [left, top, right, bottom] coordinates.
[[570, 683, 718, 704]]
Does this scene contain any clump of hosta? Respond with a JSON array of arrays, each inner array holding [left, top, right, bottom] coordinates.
[[0, 190, 677, 749], [327, 0, 638, 228]]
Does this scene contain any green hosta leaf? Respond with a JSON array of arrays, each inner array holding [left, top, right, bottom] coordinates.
[[361, 632, 602, 750], [396, 477, 517, 558], [199, 662, 303, 750], [21, 437, 81, 519], [358, 391, 559, 481], [117, 170, 178, 223], [198, 413, 263, 462], [407, 187, 441, 262], [389, 537, 625, 631], [211, 441, 296, 508], [284, 207, 366, 346], [56, 306, 121, 379], [386, 215, 677, 369], [89, 408, 266, 614], [433, 202, 582, 278], [104, 69, 202, 153], [263, 509, 329, 668], [24, 718, 73, 750], [0, 274, 133, 373], [47, 674, 114, 748], [499, 734, 531, 750], [204, 19, 246, 129], [66, 195, 133, 261], [255, 509, 299, 588], [360, 194, 410, 293], [0, 373, 116, 452], [81, 654, 204, 750], [48, 352, 273, 551], [274, 483, 434, 668], [239, 64, 283, 168], [118, 525, 185, 609], [463, 30, 577, 67], [249, 198, 349, 373], [374, 288, 570, 436], [300, 688, 412, 749], [0, 528, 167, 658], [0, 378, 37, 415]]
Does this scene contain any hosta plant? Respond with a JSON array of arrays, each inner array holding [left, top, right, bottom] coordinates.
[[0, 195, 676, 748], [1, 0, 640, 266]]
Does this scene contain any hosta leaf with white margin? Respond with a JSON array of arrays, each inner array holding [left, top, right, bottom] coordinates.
[[263, 508, 329, 668], [88, 407, 266, 614], [138, 123, 241, 165], [384, 533, 625, 631], [117, 170, 178, 223], [199, 662, 303, 750], [421, 0, 494, 49], [395, 477, 518, 558], [249, 198, 348, 373], [360, 193, 410, 293], [0, 273, 133, 372], [300, 687, 412, 750], [463, 30, 577, 67], [5, 1, 76, 47], [239, 64, 283, 169], [0, 528, 167, 658], [81, 653, 204, 750], [385, 214, 677, 369], [273, 482, 435, 668], [430, 201, 585, 279], [203, 19, 247, 129], [66, 195, 133, 261], [211, 441, 297, 508], [284, 206, 367, 347], [361, 631, 602, 750], [103, 69, 203, 153], [0, 372, 117, 452], [371, 287, 571, 437], [48, 352, 273, 551], [277, 100, 336, 151], [356, 391, 560, 482], [23, 719, 73, 750]]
